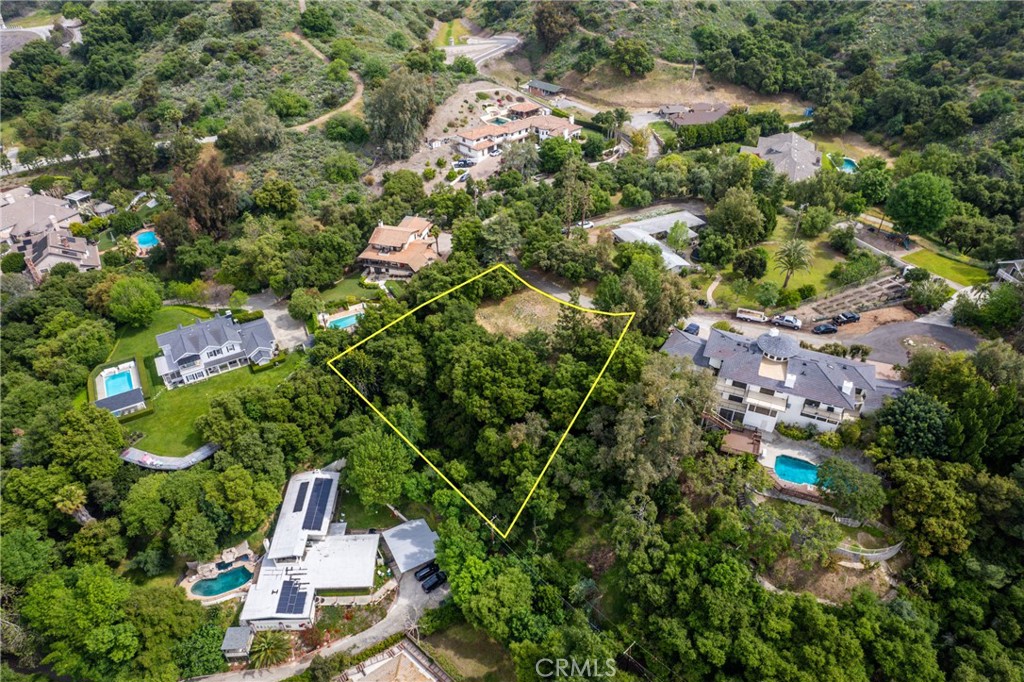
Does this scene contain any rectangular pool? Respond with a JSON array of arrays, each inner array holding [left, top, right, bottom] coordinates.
[[329, 314, 361, 330], [774, 455, 819, 486], [104, 370, 135, 397]]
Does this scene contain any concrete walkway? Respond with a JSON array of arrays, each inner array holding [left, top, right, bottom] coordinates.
[[705, 275, 721, 307], [121, 443, 219, 470]]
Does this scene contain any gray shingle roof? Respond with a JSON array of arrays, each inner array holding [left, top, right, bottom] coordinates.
[[221, 626, 253, 653], [156, 314, 275, 372], [663, 328, 896, 411], [739, 132, 822, 181], [756, 331, 800, 359], [95, 388, 145, 413], [525, 79, 562, 93]]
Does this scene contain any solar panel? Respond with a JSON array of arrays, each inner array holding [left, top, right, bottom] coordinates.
[[301, 478, 332, 530], [276, 580, 309, 615], [292, 481, 309, 512]]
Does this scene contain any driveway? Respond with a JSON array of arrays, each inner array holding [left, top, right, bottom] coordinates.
[[855, 322, 979, 365], [517, 268, 595, 308], [194, 573, 448, 682], [247, 291, 310, 351]]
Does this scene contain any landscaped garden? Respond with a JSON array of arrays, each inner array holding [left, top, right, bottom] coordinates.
[[319, 274, 383, 303], [902, 248, 989, 287]]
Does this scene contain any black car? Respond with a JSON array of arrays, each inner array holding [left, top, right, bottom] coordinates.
[[414, 562, 439, 582], [422, 571, 448, 593], [812, 323, 839, 335], [833, 311, 861, 325], [682, 322, 700, 336], [453, 159, 476, 169]]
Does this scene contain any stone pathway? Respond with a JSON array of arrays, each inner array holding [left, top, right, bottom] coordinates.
[[705, 275, 721, 307]]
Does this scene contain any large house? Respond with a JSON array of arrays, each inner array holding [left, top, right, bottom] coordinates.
[[454, 115, 582, 161], [658, 102, 730, 127], [610, 210, 705, 273], [357, 216, 440, 280], [239, 471, 381, 630], [739, 132, 822, 182], [663, 327, 903, 432], [2, 186, 100, 282], [154, 313, 276, 388]]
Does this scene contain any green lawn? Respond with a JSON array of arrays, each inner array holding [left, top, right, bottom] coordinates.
[[335, 494, 400, 529], [9, 10, 59, 27], [902, 249, 990, 286], [125, 352, 303, 456], [423, 623, 516, 682], [714, 218, 844, 309], [649, 120, 676, 141], [319, 275, 382, 303], [97, 230, 116, 252], [109, 306, 211, 362]]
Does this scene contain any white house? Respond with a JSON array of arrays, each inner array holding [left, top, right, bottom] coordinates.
[[239, 471, 381, 631], [663, 327, 903, 432], [154, 314, 276, 388], [455, 115, 582, 161]]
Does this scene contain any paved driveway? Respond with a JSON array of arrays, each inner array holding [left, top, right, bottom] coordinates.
[[193, 573, 449, 682], [247, 291, 310, 351], [855, 322, 979, 365]]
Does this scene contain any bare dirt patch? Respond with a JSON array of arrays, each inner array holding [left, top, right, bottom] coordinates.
[[475, 288, 565, 339], [836, 306, 916, 336], [765, 555, 893, 603]]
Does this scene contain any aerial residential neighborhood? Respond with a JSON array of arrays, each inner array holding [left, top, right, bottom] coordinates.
[[1, 2, 1022, 682]]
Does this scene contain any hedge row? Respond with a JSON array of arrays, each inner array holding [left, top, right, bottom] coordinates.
[[119, 406, 156, 424]]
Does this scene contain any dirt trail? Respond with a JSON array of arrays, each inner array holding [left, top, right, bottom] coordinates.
[[282, 31, 364, 132]]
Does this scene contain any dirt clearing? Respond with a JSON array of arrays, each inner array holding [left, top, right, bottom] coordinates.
[[836, 306, 917, 336], [765, 556, 894, 603], [475, 288, 565, 338]]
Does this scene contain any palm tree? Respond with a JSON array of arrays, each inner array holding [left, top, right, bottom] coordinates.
[[250, 631, 292, 668], [774, 239, 812, 289], [53, 484, 95, 525]]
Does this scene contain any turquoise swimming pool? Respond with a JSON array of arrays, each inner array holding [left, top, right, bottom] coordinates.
[[840, 157, 859, 174], [104, 370, 134, 396], [774, 455, 819, 486], [192, 566, 253, 597], [329, 314, 361, 330], [135, 230, 159, 248]]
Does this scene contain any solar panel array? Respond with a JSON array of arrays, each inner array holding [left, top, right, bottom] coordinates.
[[276, 580, 308, 615], [301, 478, 332, 530], [292, 481, 309, 513]]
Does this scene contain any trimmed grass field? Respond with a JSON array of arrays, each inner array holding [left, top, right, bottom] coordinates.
[[335, 494, 400, 530], [109, 306, 211, 362], [125, 352, 302, 456], [423, 623, 516, 681], [319, 275, 382, 303], [903, 249, 989, 287]]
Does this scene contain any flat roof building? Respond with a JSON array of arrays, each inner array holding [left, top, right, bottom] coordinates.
[[381, 519, 439, 575]]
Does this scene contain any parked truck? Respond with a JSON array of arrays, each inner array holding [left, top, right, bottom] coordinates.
[[771, 314, 803, 330], [736, 308, 769, 323]]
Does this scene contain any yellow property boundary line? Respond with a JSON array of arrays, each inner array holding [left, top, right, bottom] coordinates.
[[326, 263, 635, 539]]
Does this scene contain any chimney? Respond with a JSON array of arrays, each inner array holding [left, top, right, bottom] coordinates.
[[768, 328, 779, 338], [49, 214, 58, 229], [784, 373, 796, 388], [841, 380, 853, 395], [568, 114, 574, 125]]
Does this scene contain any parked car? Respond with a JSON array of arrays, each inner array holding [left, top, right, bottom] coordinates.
[[833, 311, 861, 325], [422, 571, 448, 593], [812, 323, 839, 335], [414, 563, 439, 582], [454, 159, 476, 168], [771, 315, 803, 330], [574, 220, 595, 229], [454, 172, 469, 183], [488, 147, 502, 157], [682, 322, 700, 336]]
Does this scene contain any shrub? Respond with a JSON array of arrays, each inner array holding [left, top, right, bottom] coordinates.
[[323, 152, 362, 184], [776, 422, 818, 440], [1, 252, 26, 273], [776, 288, 801, 308], [902, 267, 930, 282], [816, 431, 843, 450], [837, 420, 862, 446], [796, 284, 817, 300], [324, 112, 369, 144], [711, 320, 740, 333], [754, 281, 780, 308], [422, 168, 436, 181], [267, 89, 310, 119]]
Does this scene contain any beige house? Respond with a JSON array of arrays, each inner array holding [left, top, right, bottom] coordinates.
[[455, 115, 582, 161], [358, 216, 440, 280], [2, 186, 100, 282], [740, 132, 823, 181]]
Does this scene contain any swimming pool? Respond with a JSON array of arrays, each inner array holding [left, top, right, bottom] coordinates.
[[839, 157, 859, 174], [104, 370, 135, 397], [774, 455, 819, 486], [329, 314, 361, 330], [192, 566, 253, 597], [135, 230, 159, 248], [489, 116, 511, 125]]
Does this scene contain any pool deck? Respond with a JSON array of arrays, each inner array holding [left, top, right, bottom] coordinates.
[[130, 227, 160, 256], [319, 303, 366, 330], [182, 541, 259, 603], [757, 431, 875, 496], [95, 361, 141, 401]]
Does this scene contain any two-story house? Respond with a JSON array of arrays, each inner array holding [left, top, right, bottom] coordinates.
[[454, 115, 582, 161], [663, 327, 903, 432], [357, 216, 440, 280], [154, 313, 276, 388], [2, 186, 101, 282]]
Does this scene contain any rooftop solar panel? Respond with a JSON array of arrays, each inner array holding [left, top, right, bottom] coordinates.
[[301, 478, 331, 530], [276, 580, 308, 615], [292, 481, 309, 513]]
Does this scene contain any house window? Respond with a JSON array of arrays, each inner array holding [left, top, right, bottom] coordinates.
[[226, 344, 235, 352], [804, 399, 821, 409], [727, 394, 743, 403], [758, 387, 775, 396], [208, 348, 223, 359], [731, 381, 747, 390]]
